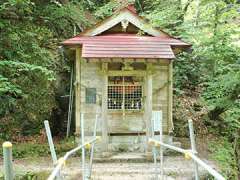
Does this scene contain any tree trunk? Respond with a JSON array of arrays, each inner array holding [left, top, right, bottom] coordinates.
[[178, 0, 194, 25], [234, 128, 240, 180], [212, 3, 220, 76], [194, 0, 200, 26]]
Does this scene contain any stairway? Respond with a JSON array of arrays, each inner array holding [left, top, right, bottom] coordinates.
[[62, 153, 216, 180]]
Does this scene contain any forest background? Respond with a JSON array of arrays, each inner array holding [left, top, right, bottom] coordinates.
[[0, 0, 239, 179]]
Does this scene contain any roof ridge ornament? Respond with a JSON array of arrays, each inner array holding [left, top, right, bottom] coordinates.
[[121, 19, 129, 32]]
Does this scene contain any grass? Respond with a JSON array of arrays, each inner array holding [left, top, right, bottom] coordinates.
[[0, 171, 50, 180], [0, 137, 79, 179], [0, 136, 77, 159], [208, 138, 238, 179]]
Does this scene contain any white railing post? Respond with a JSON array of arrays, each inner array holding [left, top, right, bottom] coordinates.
[[148, 138, 226, 180], [87, 113, 99, 179], [44, 120, 58, 164], [151, 112, 157, 179], [44, 120, 61, 180], [2, 142, 14, 180], [47, 138, 99, 180], [188, 119, 199, 180], [189, 154, 225, 180]]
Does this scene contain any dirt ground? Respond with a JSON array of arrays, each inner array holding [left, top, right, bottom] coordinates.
[[0, 153, 218, 180]]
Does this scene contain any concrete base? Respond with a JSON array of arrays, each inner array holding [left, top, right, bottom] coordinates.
[[107, 135, 180, 153], [81, 135, 181, 158]]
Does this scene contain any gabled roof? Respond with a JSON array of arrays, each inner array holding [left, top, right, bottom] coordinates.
[[77, 4, 170, 37], [62, 4, 191, 59]]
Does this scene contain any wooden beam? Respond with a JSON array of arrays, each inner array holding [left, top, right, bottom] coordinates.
[[75, 48, 81, 135], [107, 70, 146, 76], [168, 62, 174, 133], [144, 63, 153, 152], [101, 62, 109, 151]]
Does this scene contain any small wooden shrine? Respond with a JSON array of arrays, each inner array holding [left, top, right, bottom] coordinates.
[[62, 4, 190, 153]]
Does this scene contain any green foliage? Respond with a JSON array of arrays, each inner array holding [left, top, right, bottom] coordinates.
[[0, 75, 22, 97], [0, 0, 93, 138], [203, 66, 240, 110], [144, 1, 239, 177], [0, 170, 49, 180], [38, 2, 90, 37], [0, 137, 76, 158], [94, 1, 119, 19], [0, 60, 56, 136], [209, 138, 238, 178], [202, 64, 240, 136], [15, 171, 49, 180], [145, 0, 183, 35], [79, 0, 111, 11], [174, 52, 202, 95], [0, 0, 239, 177]]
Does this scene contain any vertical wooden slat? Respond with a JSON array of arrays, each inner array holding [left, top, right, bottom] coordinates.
[[101, 62, 108, 151], [75, 48, 81, 135], [144, 63, 153, 152], [168, 61, 173, 133]]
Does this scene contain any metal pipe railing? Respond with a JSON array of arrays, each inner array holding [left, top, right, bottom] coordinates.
[[148, 138, 225, 180], [81, 113, 85, 180], [159, 114, 163, 180], [189, 152, 225, 180], [87, 114, 99, 178], [188, 119, 199, 180], [47, 137, 100, 180]]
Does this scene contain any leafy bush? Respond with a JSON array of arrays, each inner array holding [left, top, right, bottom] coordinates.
[[0, 0, 94, 138], [94, 1, 119, 19], [0, 137, 76, 158], [202, 64, 240, 136], [209, 138, 238, 179]]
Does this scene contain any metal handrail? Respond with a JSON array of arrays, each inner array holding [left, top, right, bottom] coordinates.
[[148, 138, 226, 180], [47, 137, 99, 180]]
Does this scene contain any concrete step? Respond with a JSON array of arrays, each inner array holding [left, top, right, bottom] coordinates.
[[93, 150, 183, 163], [94, 152, 149, 163], [63, 162, 198, 180], [61, 155, 216, 180], [91, 174, 175, 180]]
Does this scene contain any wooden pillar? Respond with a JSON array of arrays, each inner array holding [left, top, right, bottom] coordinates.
[[168, 61, 174, 133], [144, 63, 153, 152], [75, 48, 81, 135], [101, 63, 108, 151]]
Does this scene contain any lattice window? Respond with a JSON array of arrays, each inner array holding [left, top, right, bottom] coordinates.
[[108, 86, 123, 109], [108, 76, 143, 110]]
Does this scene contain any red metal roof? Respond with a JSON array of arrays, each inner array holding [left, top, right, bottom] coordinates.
[[82, 43, 175, 59], [62, 34, 190, 59]]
